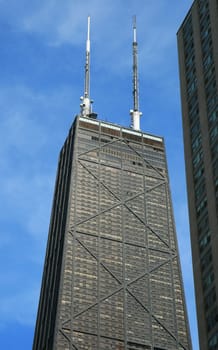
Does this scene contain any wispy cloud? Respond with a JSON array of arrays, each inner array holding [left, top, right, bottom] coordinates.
[[1, 0, 192, 75]]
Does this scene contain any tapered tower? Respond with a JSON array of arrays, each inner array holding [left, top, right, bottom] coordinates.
[[33, 17, 192, 350]]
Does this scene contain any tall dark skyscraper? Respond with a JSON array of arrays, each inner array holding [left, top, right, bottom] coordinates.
[[33, 17, 192, 350], [177, 0, 218, 349]]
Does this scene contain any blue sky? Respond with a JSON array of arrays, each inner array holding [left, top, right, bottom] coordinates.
[[0, 0, 199, 349]]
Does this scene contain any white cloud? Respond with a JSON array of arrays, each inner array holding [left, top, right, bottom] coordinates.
[[0, 0, 193, 75]]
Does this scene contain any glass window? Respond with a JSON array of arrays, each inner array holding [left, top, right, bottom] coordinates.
[[201, 27, 211, 40], [193, 149, 203, 168], [203, 269, 214, 291], [183, 14, 193, 43], [207, 96, 218, 112], [206, 79, 217, 98], [194, 164, 204, 184], [192, 134, 202, 153], [201, 248, 212, 272], [198, 0, 209, 17], [200, 14, 210, 33], [208, 332, 218, 350], [196, 196, 207, 217], [199, 230, 211, 253], [208, 110, 218, 125], [188, 93, 199, 117], [203, 52, 213, 70], [195, 179, 206, 202], [185, 54, 195, 69], [197, 212, 208, 236], [204, 66, 215, 85], [207, 307, 218, 332], [186, 67, 196, 84], [191, 119, 200, 138], [205, 288, 217, 311], [211, 143, 218, 161], [210, 125, 218, 142], [187, 79, 197, 97]]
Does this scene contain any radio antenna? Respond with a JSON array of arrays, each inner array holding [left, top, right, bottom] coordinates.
[[80, 16, 93, 117], [130, 16, 142, 130]]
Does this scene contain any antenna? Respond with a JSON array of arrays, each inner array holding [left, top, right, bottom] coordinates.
[[130, 15, 142, 130], [80, 16, 94, 118], [85, 15, 90, 99]]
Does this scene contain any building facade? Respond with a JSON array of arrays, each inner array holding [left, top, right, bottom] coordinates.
[[177, 0, 218, 349], [33, 115, 192, 350]]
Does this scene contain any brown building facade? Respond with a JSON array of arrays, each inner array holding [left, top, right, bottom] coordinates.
[[33, 115, 192, 350], [177, 0, 218, 349]]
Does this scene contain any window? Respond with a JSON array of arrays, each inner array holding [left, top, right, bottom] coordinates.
[[207, 95, 218, 112], [193, 149, 203, 168], [189, 104, 199, 125], [208, 110, 218, 125], [187, 78, 197, 97], [205, 66, 215, 85], [127, 341, 151, 349], [183, 14, 193, 45], [195, 179, 206, 201], [205, 288, 217, 311], [201, 27, 211, 40], [200, 14, 210, 35], [203, 52, 213, 70], [207, 307, 218, 332], [196, 196, 207, 217], [191, 120, 200, 138], [201, 248, 212, 272], [199, 230, 211, 253], [198, 0, 209, 17], [211, 143, 218, 161], [186, 67, 196, 83], [197, 212, 208, 236], [206, 79, 217, 98], [188, 93, 199, 115], [194, 166, 205, 188], [210, 125, 218, 142], [208, 332, 218, 350], [185, 54, 195, 69], [185, 41, 194, 60], [203, 270, 214, 292], [192, 134, 202, 153]]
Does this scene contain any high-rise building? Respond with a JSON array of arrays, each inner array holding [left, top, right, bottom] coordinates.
[[33, 17, 192, 350], [177, 0, 218, 349]]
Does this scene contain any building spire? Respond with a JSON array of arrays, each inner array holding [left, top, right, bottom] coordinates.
[[80, 16, 93, 118], [130, 15, 142, 130]]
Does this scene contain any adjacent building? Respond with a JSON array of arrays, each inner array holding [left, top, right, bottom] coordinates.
[[177, 0, 218, 349], [33, 16, 192, 350]]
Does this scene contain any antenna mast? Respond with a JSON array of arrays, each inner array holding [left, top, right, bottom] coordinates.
[[130, 16, 142, 130], [80, 16, 93, 117]]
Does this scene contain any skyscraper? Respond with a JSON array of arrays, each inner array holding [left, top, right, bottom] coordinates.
[[33, 17, 192, 350], [177, 0, 218, 349]]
